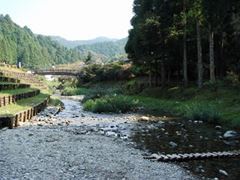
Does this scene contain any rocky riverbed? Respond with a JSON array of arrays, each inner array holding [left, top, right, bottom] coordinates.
[[0, 96, 195, 180]]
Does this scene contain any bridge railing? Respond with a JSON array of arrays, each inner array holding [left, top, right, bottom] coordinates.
[[34, 69, 81, 75]]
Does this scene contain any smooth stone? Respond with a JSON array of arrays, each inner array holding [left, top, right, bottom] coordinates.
[[223, 130, 239, 140], [139, 116, 150, 121]]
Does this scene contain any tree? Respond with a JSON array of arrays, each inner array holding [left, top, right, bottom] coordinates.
[[183, 0, 188, 86], [85, 52, 92, 64], [0, 14, 82, 68], [126, 0, 240, 88]]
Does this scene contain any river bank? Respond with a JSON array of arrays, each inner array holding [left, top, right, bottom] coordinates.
[[0, 96, 195, 180]]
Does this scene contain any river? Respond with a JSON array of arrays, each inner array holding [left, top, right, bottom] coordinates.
[[0, 96, 239, 179]]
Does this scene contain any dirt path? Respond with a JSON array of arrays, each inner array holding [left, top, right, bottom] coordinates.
[[0, 96, 196, 180]]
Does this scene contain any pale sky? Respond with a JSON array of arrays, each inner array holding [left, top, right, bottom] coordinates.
[[0, 0, 134, 40]]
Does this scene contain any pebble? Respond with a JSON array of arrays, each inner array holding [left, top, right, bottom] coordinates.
[[105, 131, 118, 137], [219, 169, 228, 176], [215, 125, 222, 130], [169, 141, 178, 148], [139, 116, 150, 121]]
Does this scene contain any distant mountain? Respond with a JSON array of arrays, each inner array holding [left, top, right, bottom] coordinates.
[[74, 38, 128, 63], [50, 36, 118, 48], [0, 15, 82, 69]]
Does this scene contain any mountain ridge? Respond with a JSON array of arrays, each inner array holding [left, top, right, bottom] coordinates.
[[50, 36, 119, 48], [0, 14, 82, 68]]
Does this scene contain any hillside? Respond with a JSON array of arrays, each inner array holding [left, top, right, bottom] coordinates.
[[0, 15, 82, 69], [74, 38, 128, 63], [50, 36, 117, 48]]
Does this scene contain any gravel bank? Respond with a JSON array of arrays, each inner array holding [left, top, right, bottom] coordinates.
[[0, 97, 196, 180]]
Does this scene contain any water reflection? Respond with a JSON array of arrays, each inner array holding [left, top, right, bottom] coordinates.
[[131, 119, 240, 179]]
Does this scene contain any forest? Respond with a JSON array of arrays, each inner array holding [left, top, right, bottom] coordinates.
[[125, 0, 240, 88], [0, 15, 82, 69], [74, 38, 127, 63]]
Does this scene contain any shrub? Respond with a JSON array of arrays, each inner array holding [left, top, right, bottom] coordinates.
[[80, 62, 132, 83], [61, 87, 89, 96], [182, 103, 221, 123], [83, 95, 139, 113], [125, 78, 148, 95], [82, 86, 123, 102], [225, 71, 240, 87]]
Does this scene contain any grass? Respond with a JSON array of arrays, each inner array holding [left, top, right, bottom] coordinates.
[[0, 88, 38, 97], [83, 95, 139, 113], [57, 78, 240, 128], [0, 82, 22, 85], [0, 93, 49, 116], [0, 66, 26, 73], [79, 82, 240, 127], [48, 96, 64, 107], [62, 87, 90, 96]]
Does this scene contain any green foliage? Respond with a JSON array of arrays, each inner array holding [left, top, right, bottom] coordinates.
[[83, 95, 139, 113], [0, 15, 82, 68], [61, 87, 90, 96], [124, 79, 147, 95], [181, 103, 221, 123], [80, 62, 132, 83], [48, 97, 63, 107], [225, 71, 240, 87], [75, 38, 127, 63], [82, 86, 123, 103], [85, 52, 92, 64], [126, 0, 240, 85]]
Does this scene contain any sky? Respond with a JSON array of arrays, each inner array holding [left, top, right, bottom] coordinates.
[[0, 0, 134, 40]]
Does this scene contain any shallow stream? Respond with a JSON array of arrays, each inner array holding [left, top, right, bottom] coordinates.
[[43, 96, 240, 179]]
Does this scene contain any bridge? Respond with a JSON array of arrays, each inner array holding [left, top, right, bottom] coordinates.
[[34, 69, 82, 76]]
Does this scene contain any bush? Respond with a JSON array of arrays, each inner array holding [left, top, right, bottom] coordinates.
[[61, 87, 89, 96], [225, 71, 240, 87], [82, 86, 123, 102], [80, 62, 132, 83], [182, 103, 221, 123], [125, 79, 145, 94], [83, 95, 139, 113]]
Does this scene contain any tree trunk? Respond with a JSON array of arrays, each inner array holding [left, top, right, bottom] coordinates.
[[155, 60, 158, 87], [196, 20, 203, 88], [161, 61, 166, 87], [149, 67, 152, 87], [183, 0, 188, 86], [209, 24, 216, 82], [219, 32, 225, 79]]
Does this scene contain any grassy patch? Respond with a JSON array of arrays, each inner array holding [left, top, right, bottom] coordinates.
[[0, 93, 49, 116], [61, 87, 91, 96], [0, 88, 37, 97], [180, 103, 221, 123], [83, 95, 139, 113], [48, 97, 63, 107]]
